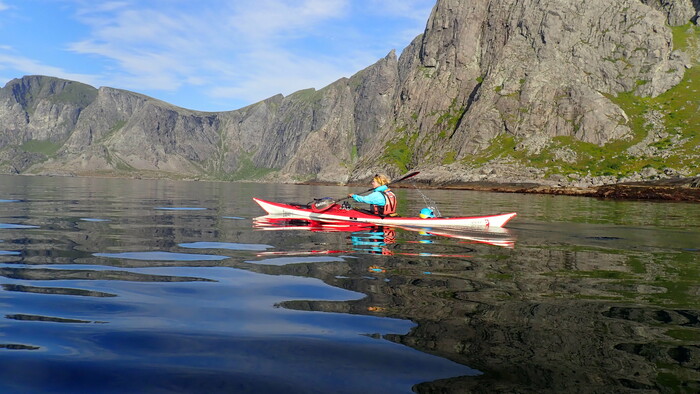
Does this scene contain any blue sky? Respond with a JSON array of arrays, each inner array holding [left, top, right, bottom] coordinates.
[[0, 0, 434, 112]]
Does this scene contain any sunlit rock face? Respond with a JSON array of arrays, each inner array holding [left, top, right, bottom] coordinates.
[[0, 0, 696, 184]]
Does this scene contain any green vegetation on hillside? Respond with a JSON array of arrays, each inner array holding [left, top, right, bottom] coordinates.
[[49, 81, 98, 107], [350, 145, 358, 161], [464, 24, 699, 179], [435, 98, 467, 136], [289, 88, 323, 106], [20, 140, 62, 156], [96, 120, 127, 144], [21, 77, 97, 115], [381, 127, 416, 172], [228, 153, 276, 181], [102, 149, 134, 171], [379, 98, 468, 171]]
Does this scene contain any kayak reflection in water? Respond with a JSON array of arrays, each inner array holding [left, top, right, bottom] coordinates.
[[351, 226, 396, 255], [348, 174, 398, 217]]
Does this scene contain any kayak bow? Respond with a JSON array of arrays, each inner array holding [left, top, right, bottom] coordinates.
[[253, 198, 516, 228]]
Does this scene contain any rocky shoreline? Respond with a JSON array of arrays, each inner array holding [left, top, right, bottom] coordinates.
[[441, 182, 700, 202], [319, 176, 700, 203], [11, 171, 700, 202]]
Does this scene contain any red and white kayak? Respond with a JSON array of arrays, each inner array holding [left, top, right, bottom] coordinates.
[[253, 198, 517, 228], [252, 215, 516, 248]]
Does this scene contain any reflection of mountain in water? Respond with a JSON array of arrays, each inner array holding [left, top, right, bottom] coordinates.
[[0, 267, 214, 283], [3, 179, 699, 392], [26, 208, 680, 393], [6, 314, 105, 324], [0, 344, 40, 351], [255, 241, 700, 393], [2, 284, 117, 297]]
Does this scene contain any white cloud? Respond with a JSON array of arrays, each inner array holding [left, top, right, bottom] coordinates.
[[63, 0, 360, 96], [2, 0, 433, 109], [0, 2, 9, 12], [207, 45, 374, 104], [227, 0, 349, 40], [66, 2, 220, 91]]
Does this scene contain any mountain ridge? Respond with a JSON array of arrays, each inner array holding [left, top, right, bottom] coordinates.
[[0, 0, 698, 192]]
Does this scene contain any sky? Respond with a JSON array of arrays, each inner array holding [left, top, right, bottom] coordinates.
[[0, 0, 435, 112]]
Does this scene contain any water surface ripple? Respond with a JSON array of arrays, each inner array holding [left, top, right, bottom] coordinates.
[[1, 175, 699, 393]]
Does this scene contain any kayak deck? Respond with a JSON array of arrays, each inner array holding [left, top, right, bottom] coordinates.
[[253, 198, 517, 228]]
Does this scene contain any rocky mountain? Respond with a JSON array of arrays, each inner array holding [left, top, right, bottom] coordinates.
[[0, 0, 698, 188]]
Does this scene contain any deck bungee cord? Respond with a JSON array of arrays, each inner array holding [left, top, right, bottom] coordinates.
[[411, 180, 442, 218]]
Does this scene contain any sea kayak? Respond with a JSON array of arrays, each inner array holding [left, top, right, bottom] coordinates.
[[253, 215, 516, 248], [252, 198, 517, 228]]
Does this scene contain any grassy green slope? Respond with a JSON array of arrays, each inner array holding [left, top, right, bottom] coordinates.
[[465, 24, 700, 180]]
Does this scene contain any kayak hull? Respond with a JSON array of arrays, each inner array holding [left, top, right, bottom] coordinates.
[[252, 198, 516, 228], [253, 215, 516, 248]]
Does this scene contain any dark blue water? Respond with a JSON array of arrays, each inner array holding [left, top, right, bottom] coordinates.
[[1, 175, 699, 393]]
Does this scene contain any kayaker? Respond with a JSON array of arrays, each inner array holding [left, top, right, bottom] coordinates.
[[348, 174, 398, 216]]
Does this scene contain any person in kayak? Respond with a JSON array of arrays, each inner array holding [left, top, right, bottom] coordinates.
[[348, 174, 398, 216]]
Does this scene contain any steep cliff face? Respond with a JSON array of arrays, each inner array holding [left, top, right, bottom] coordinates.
[[216, 50, 398, 182], [0, 49, 400, 180], [0, 76, 96, 143], [36, 86, 223, 175], [272, 51, 399, 181], [0, 76, 97, 173], [0, 0, 697, 185], [641, 0, 700, 25], [363, 0, 693, 186]]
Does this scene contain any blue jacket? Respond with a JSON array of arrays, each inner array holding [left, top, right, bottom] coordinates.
[[351, 185, 389, 205]]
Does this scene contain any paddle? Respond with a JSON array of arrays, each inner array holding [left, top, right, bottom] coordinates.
[[311, 171, 420, 212]]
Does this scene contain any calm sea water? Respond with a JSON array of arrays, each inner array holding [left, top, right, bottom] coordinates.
[[0, 175, 698, 393]]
